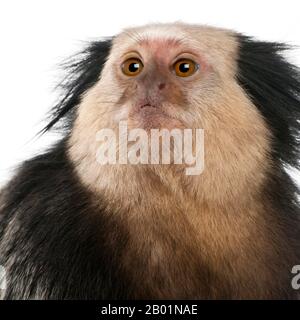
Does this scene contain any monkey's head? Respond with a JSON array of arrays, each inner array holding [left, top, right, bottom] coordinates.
[[47, 23, 300, 202], [71, 24, 245, 134], [91, 24, 238, 132]]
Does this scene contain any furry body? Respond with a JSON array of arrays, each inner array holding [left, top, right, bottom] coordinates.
[[0, 23, 300, 299]]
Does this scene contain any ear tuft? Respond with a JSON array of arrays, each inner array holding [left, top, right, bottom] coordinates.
[[42, 39, 112, 133], [237, 35, 300, 169]]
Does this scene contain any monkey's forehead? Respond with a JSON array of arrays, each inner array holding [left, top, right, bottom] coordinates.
[[114, 23, 236, 50], [109, 23, 238, 75]]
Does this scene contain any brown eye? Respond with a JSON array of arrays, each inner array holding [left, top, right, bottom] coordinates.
[[174, 59, 198, 77], [122, 58, 143, 76]]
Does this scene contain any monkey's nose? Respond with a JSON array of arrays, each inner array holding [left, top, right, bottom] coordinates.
[[158, 83, 166, 90], [140, 102, 157, 109]]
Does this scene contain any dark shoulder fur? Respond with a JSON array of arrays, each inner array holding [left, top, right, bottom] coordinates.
[[0, 140, 130, 299]]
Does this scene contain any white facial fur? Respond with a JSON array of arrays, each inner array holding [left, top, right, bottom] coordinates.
[[68, 23, 270, 205]]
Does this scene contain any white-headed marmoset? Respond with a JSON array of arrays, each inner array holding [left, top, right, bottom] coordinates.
[[0, 23, 300, 299]]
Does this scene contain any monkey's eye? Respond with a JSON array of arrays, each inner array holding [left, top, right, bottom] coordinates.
[[173, 59, 198, 77], [122, 58, 144, 76]]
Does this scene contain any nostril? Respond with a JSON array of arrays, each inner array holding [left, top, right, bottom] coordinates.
[[158, 83, 166, 90]]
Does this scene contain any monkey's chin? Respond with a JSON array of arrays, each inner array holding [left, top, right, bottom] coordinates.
[[128, 106, 184, 131]]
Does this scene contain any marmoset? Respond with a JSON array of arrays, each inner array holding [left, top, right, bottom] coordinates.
[[0, 23, 300, 299]]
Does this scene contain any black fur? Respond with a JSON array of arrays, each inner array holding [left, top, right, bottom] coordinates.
[[0, 34, 300, 299], [237, 37, 300, 299], [237, 35, 300, 246], [0, 140, 131, 299], [43, 39, 112, 133], [237, 35, 300, 169]]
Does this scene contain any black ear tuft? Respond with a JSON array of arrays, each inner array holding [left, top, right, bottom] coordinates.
[[42, 39, 112, 133], [237, 35, 300, 169]]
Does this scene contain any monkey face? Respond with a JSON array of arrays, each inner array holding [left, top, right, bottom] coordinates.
[[111, 38, 208, 131], [69, 24, 271, 202], [96, 24, 235, 132]]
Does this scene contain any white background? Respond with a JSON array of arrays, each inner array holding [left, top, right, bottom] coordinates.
[[0, 0, 299, 186]]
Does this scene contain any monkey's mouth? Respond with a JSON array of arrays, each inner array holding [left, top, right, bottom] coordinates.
[[129, 102, 183, 130], [140, 103, 157, 109], [132, 102, 169, 121]]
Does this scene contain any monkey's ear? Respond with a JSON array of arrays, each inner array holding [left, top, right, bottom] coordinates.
[[236, 35, 300, 168], [42, 39, 112, 133]]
